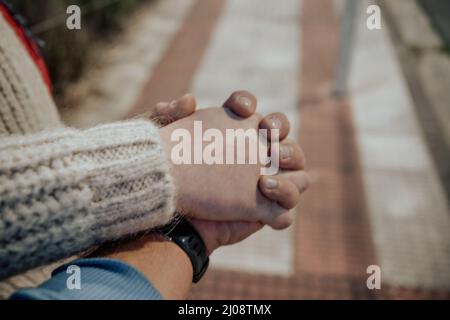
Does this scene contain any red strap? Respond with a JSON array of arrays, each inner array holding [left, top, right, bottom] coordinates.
[[0, 4, 52, 93]]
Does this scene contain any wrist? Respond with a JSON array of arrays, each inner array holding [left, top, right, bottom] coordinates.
[[93, 233, 193, 299], [160, 126, 185, 206], [189, 220, 218, 255], [158, 218, 210, 283]]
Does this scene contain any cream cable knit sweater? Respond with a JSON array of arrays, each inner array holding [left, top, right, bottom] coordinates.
[[0, 14, 175, 279]]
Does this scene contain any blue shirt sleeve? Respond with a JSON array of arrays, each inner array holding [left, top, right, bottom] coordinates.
[[10, 258, 164, 300]]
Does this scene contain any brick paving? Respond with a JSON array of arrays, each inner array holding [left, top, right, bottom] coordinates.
[[2, 0, 449, 301], [127, 0, 450, 299], [188, 0, 300, 277], [351, 1, 450, 290], [190, 269, 450, 300], [295, 0, 377, 280], [190, 0, 381, 300], [129, 0, 226, 117]]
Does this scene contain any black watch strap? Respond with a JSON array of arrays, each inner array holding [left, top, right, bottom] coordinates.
[[159, 217, 209, 283]]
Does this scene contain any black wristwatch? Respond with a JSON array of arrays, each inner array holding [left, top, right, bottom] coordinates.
[[158, 217, 209, 283]]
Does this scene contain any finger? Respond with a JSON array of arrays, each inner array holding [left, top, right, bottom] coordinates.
[[223, 90, 257, 118], [278, 139, 307, 170], [152, 94, 196, 125], [279, 170, 310, 195], [259, 112, 290, 141], [270, 210, 296, 230], [258, 175, 300, 210]]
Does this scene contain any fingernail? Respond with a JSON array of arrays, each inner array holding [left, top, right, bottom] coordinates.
[[238, 95, 252, 109], [264, 177, 278, 189], [280, 145, 292, 160], [269, 115, 282, 129]]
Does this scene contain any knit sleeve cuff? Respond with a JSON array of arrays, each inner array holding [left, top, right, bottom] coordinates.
[[0, 119, 176, 278], [75, 119, 177, 241]]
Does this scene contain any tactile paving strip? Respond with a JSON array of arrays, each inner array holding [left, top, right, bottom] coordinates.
[[190, 269, 450, 299]]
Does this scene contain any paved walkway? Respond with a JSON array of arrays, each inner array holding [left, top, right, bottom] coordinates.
[[127, 0, 450, 298], [350, 2, 450, 291]]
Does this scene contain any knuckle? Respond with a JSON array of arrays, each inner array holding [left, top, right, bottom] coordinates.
[[272, 213, 294, 230], [252, 112, 263, 122], [300, 172, 310, 192]]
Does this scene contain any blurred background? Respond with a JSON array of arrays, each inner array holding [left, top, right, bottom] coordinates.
[[4, 0, 450, 299]]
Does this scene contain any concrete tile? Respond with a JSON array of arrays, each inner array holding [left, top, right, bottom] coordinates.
[[211, 225, 294, 276], [190, 0, 301, 276], [363, 169, 450, 289], [351, 0, 450, 290], [357, 132, 430, 171], [381, 0, 442, 49], [351, 83, 417, 135], [63, 0, 196, 127], [418, 52, 450, 147]]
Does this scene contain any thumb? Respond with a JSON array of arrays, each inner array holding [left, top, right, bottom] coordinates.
[[152, 94, 196, 126]]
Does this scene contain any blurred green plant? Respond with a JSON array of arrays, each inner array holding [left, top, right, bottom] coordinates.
[[9, 0, 150, 96]]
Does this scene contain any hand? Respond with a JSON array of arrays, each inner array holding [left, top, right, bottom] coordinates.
[[159, 95, 309, 231], [94, 92, 308, 294], [152, 91, 308, 254], [148, 93, 197, 126], [148, 91, 260, 126], [189, 94, 308, 254]]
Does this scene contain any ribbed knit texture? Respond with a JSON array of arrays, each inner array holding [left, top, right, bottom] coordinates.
[[0, 121, 176, 279], [0, 13, 176, 282], [0, 13, 61, 135]]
